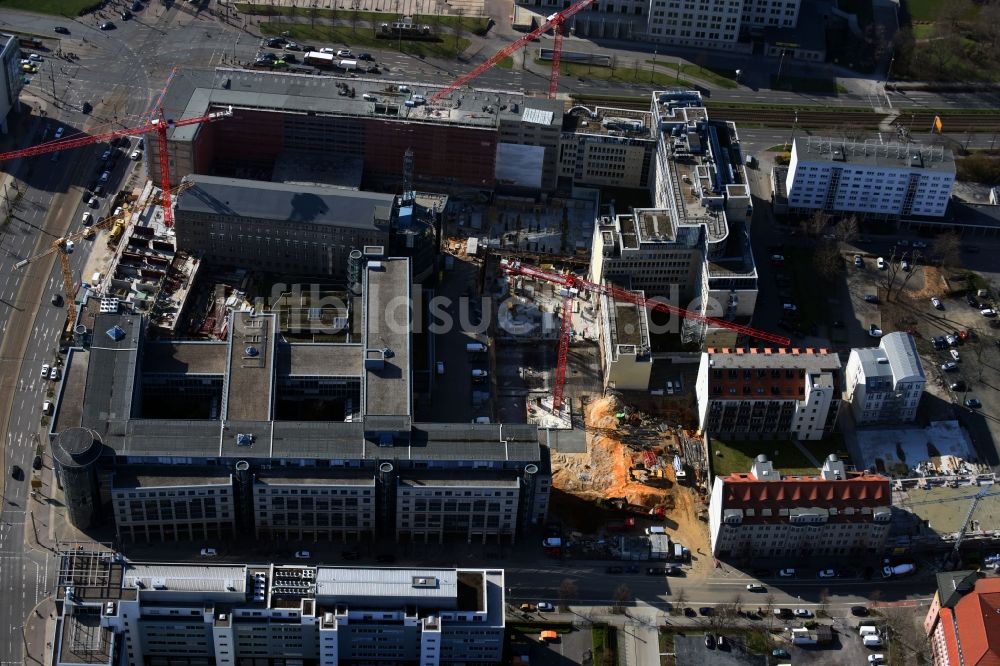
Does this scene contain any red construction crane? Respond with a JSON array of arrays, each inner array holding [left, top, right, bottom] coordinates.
[[501, 259, 791, 411], [0, 104, 231, 227], [428, 0, 594, 103]]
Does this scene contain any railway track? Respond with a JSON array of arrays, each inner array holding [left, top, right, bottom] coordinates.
[[568, 95, 1000, 132]]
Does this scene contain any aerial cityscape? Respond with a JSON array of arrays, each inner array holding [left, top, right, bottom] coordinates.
[[0, 0, 998, 664]]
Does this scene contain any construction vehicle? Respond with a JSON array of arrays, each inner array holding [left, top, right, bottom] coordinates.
[[13, 181, 194, 327], [428, 0, 595, 102], [500, 259, 790, 411], [0, 66, 231, 229]]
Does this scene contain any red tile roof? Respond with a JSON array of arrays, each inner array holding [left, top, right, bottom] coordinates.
[[954, 579, 1000, 666], [720, 473, 890, 513], [941, 608, 961, 666]]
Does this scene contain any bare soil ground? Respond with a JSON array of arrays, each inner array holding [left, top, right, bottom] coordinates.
[[549, 395, 711, 568]]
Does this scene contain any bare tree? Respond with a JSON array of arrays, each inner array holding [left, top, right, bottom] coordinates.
[[814, 242, 843, 279], [558, 578, 578, 612], [936, 231, 963, 273], [892, 250, 924, 300], [803, 210, 830, 237], [833, 215, 860, 244], [673, 587, 688, 615], [453, 8, 466, 50], [349, 0, 361, 33], [882, 247, 903, 297], [763, 593, 776, 628], [817, 588, 830, 618], [612, 584, 633, 614]]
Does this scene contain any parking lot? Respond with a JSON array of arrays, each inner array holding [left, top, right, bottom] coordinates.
[[508, 626, 594, 666]]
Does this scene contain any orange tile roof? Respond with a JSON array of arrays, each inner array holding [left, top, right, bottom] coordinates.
[[720, 473, 890, 513], [954, 579, 1000, 666], [941, 608, 961, 666]]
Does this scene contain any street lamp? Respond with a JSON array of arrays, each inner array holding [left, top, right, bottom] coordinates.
[[776, 49, 786, 87], [650, 50, 657, 84]]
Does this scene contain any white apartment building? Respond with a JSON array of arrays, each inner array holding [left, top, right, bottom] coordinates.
[[52, 552, 505, 666], [844, 331, 926, 425], [696, 346, 842, 441], [559, 0, 801, 49], [709, 454, 893, 558], [785, 137, 956, 218]]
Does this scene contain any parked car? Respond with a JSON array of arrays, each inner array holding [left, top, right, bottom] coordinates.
[[818, 569, 836, 578], [950, 381, 967, 392], [536, 602, 555, 612], [200, 548, 217, 556], [941, 361, 958, 372], [946, 333, 959, 346], [869, 325, 883, 338], [358, 52, 374, 61], [746, 583, 766, 592], [912, 240, 928, 248], [854, 254, 863, 266], [100, 21, 115, 30], [864, 294, 879, 304], [773, 649, 790, 659], [932, 297, 943, 310], [950, 349, 961, 362], [294, 550, 311, 559], [698, 607, 714, 616], [130, 149, 142, 160], [54, 26, 70, 34], [965, 397, 983, 409], [779, 568, 796, 577], [877, 257, 886, 269], [794, 608, 813, 618], [41, 363, 50, 378], [852, 605, 870, 617], [982, 308, 997, 317], [336, 49, 352, 57], [50, 366, 60, 381], [54, 126, 65, 139], [10, 465, 22, 480]]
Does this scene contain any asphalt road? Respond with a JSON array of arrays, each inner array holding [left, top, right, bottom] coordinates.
[[0, 3, 987, 662]]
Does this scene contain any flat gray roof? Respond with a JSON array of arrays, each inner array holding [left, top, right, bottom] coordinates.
[[144, 341, 227, 375], [176, 175, 394, 229], [163, 68, 564, 141], [363, 257, 411, 417], [81, 314, 142, 439], [706, 348, 841, 370], [794, 136, 956, 173], [281, 343, 362, 377], [224, 313, 275, 421], [315, 567, 457, 603]]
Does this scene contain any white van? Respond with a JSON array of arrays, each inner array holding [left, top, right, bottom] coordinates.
[[859, 626, 879, 636], [863, 635, 883, 648], [645, 526, 666, 535], [82, 211, 93, 225], [472, 417, 491, 424]]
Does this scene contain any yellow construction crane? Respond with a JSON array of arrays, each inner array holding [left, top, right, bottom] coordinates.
[[14, 181, 194, 326]]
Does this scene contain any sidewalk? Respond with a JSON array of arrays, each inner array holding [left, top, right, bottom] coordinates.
[[23, 597, 57, 666]]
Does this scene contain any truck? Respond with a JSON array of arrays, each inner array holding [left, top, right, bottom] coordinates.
[[606, 518, 635, 532], [466, 342, 487, 353], [673, 455, 687, 482], [303, 51, 335, 67], [338, 59, 358, 71], [881, 562, 915, 578], [672, 543, 690, 561]]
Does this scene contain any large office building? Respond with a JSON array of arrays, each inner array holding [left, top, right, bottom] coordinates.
[[844, 332, 926, 425], [924, 570, 1000, 666], [175, 175, 396, 277], [152, 68, 565, 194], [49, 252, 551, 545], [0, 34, 23, 134], [559, 106, 657, 190], [51, 550, 505, 666], [533, 0, 801, 50], [587, 91, 759, 387], [695, 346, 842, 441], [709, 454, 892, 558], [785, 136, 956, 218]]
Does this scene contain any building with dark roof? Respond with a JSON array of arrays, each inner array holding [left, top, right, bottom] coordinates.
[[174, 174, 443, 279], [709, 454, 892, 559], [695, 347, 843, 441], [924, 571, 1000, 666], [49, 252, 551, 544]]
